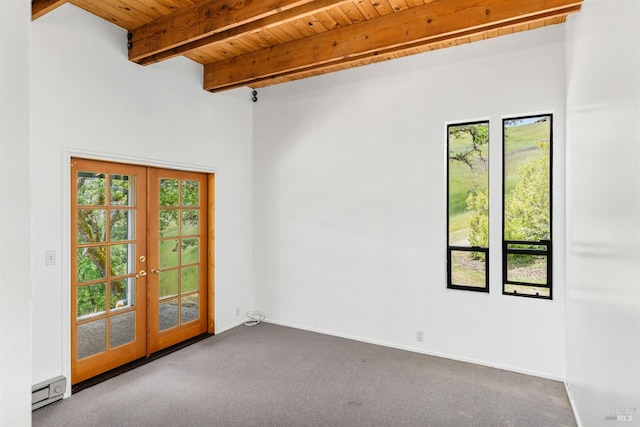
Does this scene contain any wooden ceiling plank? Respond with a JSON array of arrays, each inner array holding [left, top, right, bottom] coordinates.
[[151, 0, 195, 12], [246, 32, 277, 49], [129, 0, 354, 63], [127, 0, 174, 18], [195, 41, 235, 59], [528, 20, 546, 30], [69, 0, 145, 28], [204, 0, 582, 91], [306, 14, 331, 33], [251, 30, 282, 48], [339, 3, 366, 23], [132, 0, 355, 65], [183, 51, 208, 62], [546, 16, 567, 24], [371, 0, 397, 16], [442, 39, 456, 48], [32, 0, 67, 21], [325, 6, 354, 27], [277, 21, 308, 40], [218, 40, 245, 57], [247, 36, 274, 51], [148, 0, 196, 10], [225, 35, 260, 53], [262, 26, 297, 43], [105, 0, 161, 25], [288, 18, 319, 37], [511, 23, 530, 34], [354, 0, 381, 20], [186, 48, 226, 62], [314, 10, 341, 31], [387, 0, 410, 12]]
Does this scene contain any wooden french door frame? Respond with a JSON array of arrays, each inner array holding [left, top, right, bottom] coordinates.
[[70, 158, 215, 385], [71, 159, 149, 384], [146, 168, 210, 353]]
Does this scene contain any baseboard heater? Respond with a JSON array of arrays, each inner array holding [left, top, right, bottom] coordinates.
[[32, 375, 66, 410]]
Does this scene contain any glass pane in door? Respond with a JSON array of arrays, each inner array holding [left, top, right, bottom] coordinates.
[[159, 269, 179, 298], [181, 181, 199, 206], [159, 300, 179, 331], [77, 319, 106, 360], [181, 295, 199, 324], [159, 210, 179, 237], [160, 179, 179, 206], [76, 282, 106, 319], [110, 311, 135, 349], [182, 210, 199, 235], [110, 279, 134, 310], [110, 174, 134, 206], [110, 210, 135, 241], [76, 210, 106, 243], [181, 266, 198, 293], [77, 172, 106, 206]]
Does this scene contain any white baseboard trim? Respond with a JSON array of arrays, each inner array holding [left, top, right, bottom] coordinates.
[[265, 318, 565, 382], [215, 319, 246, 334], [564, 381, 582, 427]]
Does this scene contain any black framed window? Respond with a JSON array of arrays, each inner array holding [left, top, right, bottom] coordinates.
[[447, 121, 489, 292], [502, 115, 553, 299]]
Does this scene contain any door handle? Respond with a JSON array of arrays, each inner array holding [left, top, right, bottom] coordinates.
[[135, 270, 147, 278], [150, 268, 160, 275]]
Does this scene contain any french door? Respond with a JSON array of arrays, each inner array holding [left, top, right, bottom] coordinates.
[[71, 159, 211, 384], [147, 168, 209, 353]]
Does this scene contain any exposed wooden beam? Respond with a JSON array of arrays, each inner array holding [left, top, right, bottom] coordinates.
[[128, 0, 350, 64], [247, 15, 572, 90], [134, 0, 354, 66], [203, 0, 582, 92], [32, 0, 67, 21]]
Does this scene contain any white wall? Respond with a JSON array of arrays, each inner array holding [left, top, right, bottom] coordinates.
[[565, 0, 640, 425], [253, 26, 567, 379], [30, 4, 254, 392], [24, 3, 640, 425], [0, 0, 32, 425]]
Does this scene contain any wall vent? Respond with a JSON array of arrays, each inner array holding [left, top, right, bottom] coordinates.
[[32, 375, 66, 410]]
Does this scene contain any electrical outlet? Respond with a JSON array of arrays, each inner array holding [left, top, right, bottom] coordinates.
[[416, 331, 424, 342], [235, 306, 240, 316]]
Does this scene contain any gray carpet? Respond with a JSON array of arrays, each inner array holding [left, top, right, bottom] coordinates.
[[33, 323, 576, 427]]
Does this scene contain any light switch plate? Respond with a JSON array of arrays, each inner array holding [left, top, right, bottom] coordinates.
[[45, 250, 56, 266]]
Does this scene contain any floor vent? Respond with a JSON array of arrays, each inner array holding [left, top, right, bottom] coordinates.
[[32, 375, 66, 411]]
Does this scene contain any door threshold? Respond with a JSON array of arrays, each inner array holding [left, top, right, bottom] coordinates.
[[71, 333, 213, 394]]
